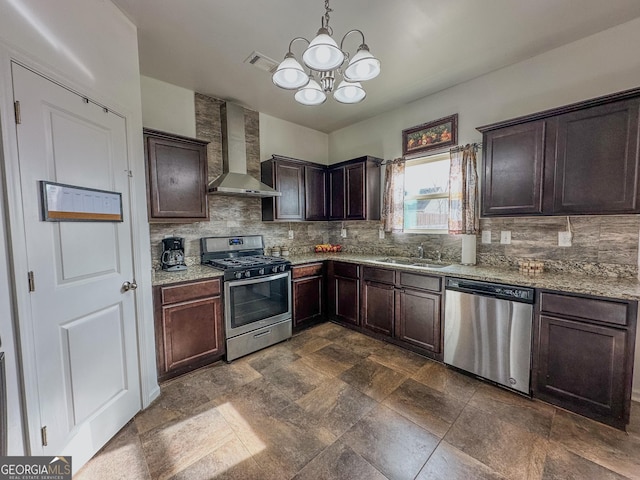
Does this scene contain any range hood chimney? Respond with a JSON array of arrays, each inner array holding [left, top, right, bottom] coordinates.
[[207, 102, 281, 197]]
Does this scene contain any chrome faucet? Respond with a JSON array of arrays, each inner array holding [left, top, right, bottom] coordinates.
[[436, 250, 442, 262], [417, 243, 424, 259]]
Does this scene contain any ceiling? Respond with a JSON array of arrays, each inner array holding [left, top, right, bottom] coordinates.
[[112, 0, 640, 133]]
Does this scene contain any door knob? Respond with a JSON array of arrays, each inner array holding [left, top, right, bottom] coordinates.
[[122, 280, 138, 292]]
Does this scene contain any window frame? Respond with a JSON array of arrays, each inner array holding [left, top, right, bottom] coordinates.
[[403, 152, 450, 235]]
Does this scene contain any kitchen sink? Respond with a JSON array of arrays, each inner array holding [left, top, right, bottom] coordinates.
[[375, 258, 451, 268], [375, 257, 414, 265], [414, 262, 451, 268]]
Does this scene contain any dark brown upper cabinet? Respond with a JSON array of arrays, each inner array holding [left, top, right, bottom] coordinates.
[[327, 156, 382, 221], [304, 164, 328, 221], [482, 121, 546, 216], [261, 156, 305, 221], [328, 167, 345, 220], [478, 88, 640, 217], [144, 128, 209, 223], [550, 100, 640, 214], [261, 154, 381, 222]]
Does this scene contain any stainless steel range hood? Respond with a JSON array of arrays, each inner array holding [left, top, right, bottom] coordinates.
[[207, 102, 281, 197]]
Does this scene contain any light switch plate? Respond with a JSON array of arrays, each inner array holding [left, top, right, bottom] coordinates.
[[288, 230, 294, 240], [500, 231, 511, 245], [558, 231, 572, 247], [481, 230, 491, 244]]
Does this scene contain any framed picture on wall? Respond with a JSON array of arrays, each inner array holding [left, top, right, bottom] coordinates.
[[402, 113, 458, 157]]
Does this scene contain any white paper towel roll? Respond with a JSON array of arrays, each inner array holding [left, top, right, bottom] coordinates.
[[461, 234, 477, 265]]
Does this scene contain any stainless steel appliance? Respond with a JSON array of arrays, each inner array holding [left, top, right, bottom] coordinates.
[[201, 235, 292, 361], [444, 277, 534, 394], [161, 237, 187, 271]]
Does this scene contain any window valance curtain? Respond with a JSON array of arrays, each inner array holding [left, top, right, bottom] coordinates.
[[382, 158, 405, 233], [448, 144, 479, 234]]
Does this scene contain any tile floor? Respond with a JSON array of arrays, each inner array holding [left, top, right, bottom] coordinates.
[[76, 322, 640, 480]]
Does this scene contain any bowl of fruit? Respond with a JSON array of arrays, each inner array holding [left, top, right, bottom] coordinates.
[[315, 244, 342, 253]]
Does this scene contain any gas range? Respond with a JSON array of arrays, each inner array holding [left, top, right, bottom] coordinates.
[[200, 235, 291, 281], [201, 235, 292, 362]]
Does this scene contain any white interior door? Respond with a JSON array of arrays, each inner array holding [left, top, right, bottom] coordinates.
[[11, 63, 141, 468]]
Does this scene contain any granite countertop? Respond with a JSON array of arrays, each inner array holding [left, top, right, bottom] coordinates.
[[152, 264, 224, 286], [152, 253, 640, 301]]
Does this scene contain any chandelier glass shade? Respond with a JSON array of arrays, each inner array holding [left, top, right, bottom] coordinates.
[[294, 75, 326, 105], [272, 0, 380, 105], [272, 53, 309, 90]]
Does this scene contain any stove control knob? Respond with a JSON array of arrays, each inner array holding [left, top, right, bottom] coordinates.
[[272, 266, 278, 273], [279, 265, 286, 272], [258, 268, 265, 275], [244, 271, 251, 278], [234, 271, 243, 280]]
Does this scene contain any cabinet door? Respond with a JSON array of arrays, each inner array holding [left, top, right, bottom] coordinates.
[[482, 121, 545, 216], [345, 162, 366, 219], [395, 288, 441, 353], [551, 99, 640, 214], [328, 167, 345, 220], [328, 275, 359, 326], [275, 161, 305, 220], [535, 314, 628, 428], [145, 131, 209, 222], [161, 295, 224, 376], [305, 165, 327, 220], [293, 275, 323, 328], [361, 280, 394, 336]]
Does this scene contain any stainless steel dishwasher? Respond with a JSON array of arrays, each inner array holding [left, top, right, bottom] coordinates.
[[444, 278, 534, 394]]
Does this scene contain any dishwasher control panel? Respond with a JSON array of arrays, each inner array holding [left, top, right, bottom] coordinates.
[[445, 278, 534, 303]]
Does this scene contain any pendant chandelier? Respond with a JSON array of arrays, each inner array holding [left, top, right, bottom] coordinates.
[[272, 0, 381, 106]]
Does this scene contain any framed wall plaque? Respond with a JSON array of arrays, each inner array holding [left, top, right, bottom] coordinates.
[[40, 181, 123, 222], [402, 113, 458, 157]]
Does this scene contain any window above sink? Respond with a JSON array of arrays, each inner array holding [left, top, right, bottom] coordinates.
[[403, 153, 450, 234]]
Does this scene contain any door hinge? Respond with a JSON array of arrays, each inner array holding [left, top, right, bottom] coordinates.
[[41, 426, 48, 446], [28, 271, 35, 292], [14, 100, 21, 124]]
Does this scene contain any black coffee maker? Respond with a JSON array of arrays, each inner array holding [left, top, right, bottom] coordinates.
[[161, 237, 187, 271]]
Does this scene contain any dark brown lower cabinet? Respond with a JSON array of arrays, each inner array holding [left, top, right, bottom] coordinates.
[[395, 288, 441, 354], [534, 291, 637, 430], [394, 272, 443, 359], [362, 280, 395, 336], [359, 267, 443, 359], [154, 278, 225, 381], [327, 261, 360, 327], [292, 263, 324, 330]]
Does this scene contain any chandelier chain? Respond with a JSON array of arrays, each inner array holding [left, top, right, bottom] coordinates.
[[323, 0, 333, 30]]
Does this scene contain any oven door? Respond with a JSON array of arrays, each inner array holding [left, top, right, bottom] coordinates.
[[224, 271, 292, 338]]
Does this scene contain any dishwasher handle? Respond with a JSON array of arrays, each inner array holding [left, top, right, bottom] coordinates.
[[445, 277, 534, 304]]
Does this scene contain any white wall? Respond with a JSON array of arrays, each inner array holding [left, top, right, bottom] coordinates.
[[137, 78, 330, 163], [141, 75, 196, 137], [329, 16, 640, 163], [0, 0, 158, 454], [259, 113, 329, 164]]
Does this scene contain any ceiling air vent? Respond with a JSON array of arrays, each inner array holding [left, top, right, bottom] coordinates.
[[244, 51, 279, 74]]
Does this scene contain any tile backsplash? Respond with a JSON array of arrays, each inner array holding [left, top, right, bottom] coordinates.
[[149, 92, 639, 278], [326, 216, 640, 278]]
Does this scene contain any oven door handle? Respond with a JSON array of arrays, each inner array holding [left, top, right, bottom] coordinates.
[[226, 271, 290, 287]]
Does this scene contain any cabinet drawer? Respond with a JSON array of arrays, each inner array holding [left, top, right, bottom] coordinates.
[[539, 292, 629, 327], [161, 278, 221, 305], [397, 272, 442, 292], [363, 266, 395, 284], [332, 262, 359, 279], [292, 263, 324, 279]]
